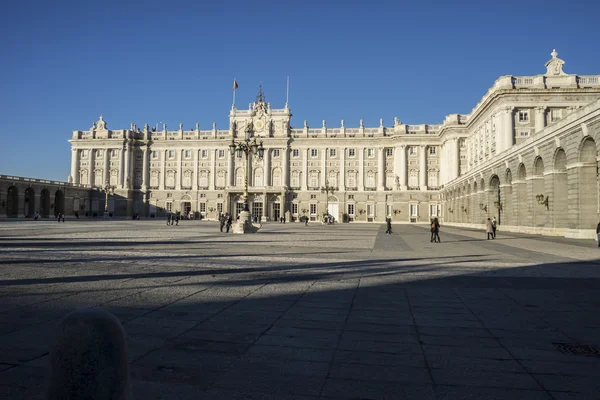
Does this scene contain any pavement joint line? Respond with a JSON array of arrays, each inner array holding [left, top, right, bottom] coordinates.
[[451, 287, 554, 396], [318, 278, 360, 397]]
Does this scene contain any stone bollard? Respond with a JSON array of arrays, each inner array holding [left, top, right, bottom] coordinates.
[[45, 308, 133, 400]]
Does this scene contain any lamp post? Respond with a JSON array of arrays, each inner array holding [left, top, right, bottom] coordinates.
[[103, 181, 116, 219], [320, 181, 338, 221], [228, 122, 264, 232]]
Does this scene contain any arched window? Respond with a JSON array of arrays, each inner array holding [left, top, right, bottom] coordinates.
[[309, 171, 319, 188], [183, 170, 192, 188], [199, 170, 208, 188], [217, 170, 226, 187], [272, 168, 281, 187], [328, 171, 338, 187], [254, 168, 264, 187], [347, 170, 357, 188], [236, 168, 245, 187], [428, 170, 438, 187], [366, 171, 376, 188], [166, 170, 175, 188], [291, 171, 300, 188]]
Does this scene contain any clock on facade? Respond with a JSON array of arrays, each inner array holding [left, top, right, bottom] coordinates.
[[254, 119, 265, 132]]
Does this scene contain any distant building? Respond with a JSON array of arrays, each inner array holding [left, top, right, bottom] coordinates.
[[44, 50, 595, 235]]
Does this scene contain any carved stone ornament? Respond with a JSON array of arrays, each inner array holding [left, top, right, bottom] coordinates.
[[545, 49, 566, 76], [96, 115, 107, 130]]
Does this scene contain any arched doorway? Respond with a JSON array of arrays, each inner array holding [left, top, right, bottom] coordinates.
[[489, 175, 501, 225], [578, 138, 598, 229], [553, 148, 568, 229], [6, 186, 18, 217], [271, 195, 281, 221], [54, 190, 65, 217], [40, 189, 50, 217], [516, 164, 527, 227], [532, 157, 545, 227], [181, 194, 192, 218], [504, 169, 513, 226], [24, 187, 35, 218], [327, 195, 339, 222]]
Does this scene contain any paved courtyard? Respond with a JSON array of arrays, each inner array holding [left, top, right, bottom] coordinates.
[[1, 220, 600, 399]]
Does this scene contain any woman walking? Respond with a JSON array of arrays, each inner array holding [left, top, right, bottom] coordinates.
[[486, 218, 494, 240], [432, 217, 441, 243]]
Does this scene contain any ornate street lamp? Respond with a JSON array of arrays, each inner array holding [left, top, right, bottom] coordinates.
[[229, 122, 264, 213], [103, 181, 116, 219]]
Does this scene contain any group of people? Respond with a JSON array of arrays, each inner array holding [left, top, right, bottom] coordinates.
[[219, 213, 233, 232], [166, 214, 180, 226]]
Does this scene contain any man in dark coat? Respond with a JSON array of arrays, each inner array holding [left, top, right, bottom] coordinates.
[[385, 217, 392, 234], [219, 214, 225, 232], [226, 214, 233, 233]]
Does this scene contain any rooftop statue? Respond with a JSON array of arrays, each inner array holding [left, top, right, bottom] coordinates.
[[545, 49, 566, 76]]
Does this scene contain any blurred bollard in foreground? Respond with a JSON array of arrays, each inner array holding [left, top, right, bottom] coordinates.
[[45, 308, 133, 400]]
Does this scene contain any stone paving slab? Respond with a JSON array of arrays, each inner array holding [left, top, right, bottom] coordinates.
[[1, 220, 600, 398]]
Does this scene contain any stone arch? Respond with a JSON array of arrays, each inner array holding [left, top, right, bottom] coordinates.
[[488, 175, 501, 224], [517, 163, 527, 181], [533, 157, 545, 176], [6, 185, 18, 217], [553, 148, 568, 229], [503, 169, 513, 226], [54, 189, 65, 216], [578, 137, 598, 229], [24, 187, 35, 218], [40, 188, 50, 217], [272, 167, 282, 187]]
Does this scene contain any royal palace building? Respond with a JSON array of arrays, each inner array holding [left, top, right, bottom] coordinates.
[[23, 49, 591, 236]]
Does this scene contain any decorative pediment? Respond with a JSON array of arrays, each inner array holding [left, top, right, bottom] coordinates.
[[93, 115, 107, 131]]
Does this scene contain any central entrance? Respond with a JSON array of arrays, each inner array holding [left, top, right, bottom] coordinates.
[[272, 203, 280, 221]]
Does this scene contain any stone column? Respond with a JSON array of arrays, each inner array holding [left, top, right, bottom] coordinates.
[[142, 146, 149, 191], [124, 143, 131, 188], [321, 148, 327, 186], [419, 145, 427, 190], [208, 149, 215, 190], [70, 149, 80, 184], [160, 150, 166, 190], [377, 147, 385, 190], [103, 149, 110, 185], [399, 145, 407, 189], [302, 148, 308, 190], [89, 150, 95, 187], [227, 151, 234, 186], [339, 147, 345, 189], [282, 147, 289, 187], [358, 149, 364, 190], [264, 149, 271, 186], [501, 106, 514, 152], [454, 138, 461, 179], [176, 150, 182, 190], [535, 106, 546, 133], [119, 147, 125, 187]]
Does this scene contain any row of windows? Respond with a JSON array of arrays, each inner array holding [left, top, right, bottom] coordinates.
[[81, 146, 440, 161]]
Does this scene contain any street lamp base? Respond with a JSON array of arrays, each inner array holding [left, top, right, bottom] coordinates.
[[232, 210, 261, 234]]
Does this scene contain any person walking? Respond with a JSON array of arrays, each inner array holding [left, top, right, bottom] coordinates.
[[304, 215, 309, 226], [486, 217, 494, 240], [167, 214, 171, 226], [430, 219, 436, 242], [385, 217, 393, 234], [596, 221, 600, 247], [433, 217, 441, 243], [491, 217, 497, 239], [175, 214, 180, 226], [226, 214, 233, 233], [219, 214, 225, 232]]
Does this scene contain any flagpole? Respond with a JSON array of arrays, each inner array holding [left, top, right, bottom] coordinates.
[[286, 76, 289, 106], [233, 77, 236, 107]]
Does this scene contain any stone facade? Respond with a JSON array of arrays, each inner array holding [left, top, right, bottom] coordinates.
[[6, 49, 593, 235]]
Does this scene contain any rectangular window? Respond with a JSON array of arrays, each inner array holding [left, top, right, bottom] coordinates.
[[200, 193, 206, 198], [429, 147, 437, 155], [550, 109, 562, 122], [410, 204, 418, 217], [409, 147, 417, 155], [367, 148, 375, 158], [348, 149, 356, 158], [97, 150, 103, 157], [386, 204, 393, 217], [386, 148, 393, 156], [185, 150, 192, 159], [217, 193, 223, 198], [218, 149, 225, 158], [166, 201, 173, 212], [348, 203, 355, 215], [310, 194, 316, 199], [81, 150, 88, 158], [273, 149, 280, 157], [201, 150, 208, 159], [152, 151, 158, 159], [310, 203, 317, 215], [168, 150, 175, 159], [199, 202, 206, 213], [519, 131, 529, 137], [329, 148, 336, 157], [292, 149, 299, 157], [291, 203, 298, 215], [311, 149, 318, 158], [518, 111, 529, 122], [348, 194, 354, 200], [430, 204, 438, 217], [111, 149, 118, 157], [216, 203, 223, 214]]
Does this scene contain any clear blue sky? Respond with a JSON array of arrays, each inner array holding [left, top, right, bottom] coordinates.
[[1, 0, 599, 181]]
